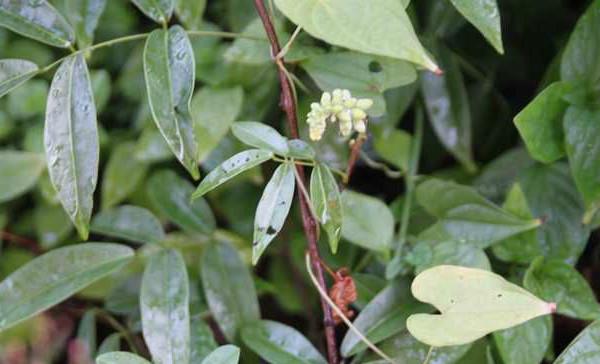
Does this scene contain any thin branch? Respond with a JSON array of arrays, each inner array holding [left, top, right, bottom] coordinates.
[[1, 231, 41, 254], [345, 134, 367, 184]]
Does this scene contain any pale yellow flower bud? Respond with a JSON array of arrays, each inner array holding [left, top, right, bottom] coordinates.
[[356, 98, 373, 110]]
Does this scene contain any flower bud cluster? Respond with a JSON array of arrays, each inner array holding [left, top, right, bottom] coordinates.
[[306, 89, 373, 141]]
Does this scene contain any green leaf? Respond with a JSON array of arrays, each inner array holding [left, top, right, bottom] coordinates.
[[192, 86, 244, 162], [301, 51, 417, 116], [96, 352, 152, 364], [101, 142, 148, 209], [231, 121, 289, 155], [374, 129, 411, 171], [310, 163, 342, 253], [0, 0, 74, 48], [175, 0, 205, 29], [0, 151, 45, 202], [514, 82, 571, 163], [135, 126, 173, 163], [190, 316, 218, 363], [0, 59, 39, 98], [90, 69, 111, 112], [147, 170, 216, 235], [77, 310, 97, 358], [34, 203, 74, 249], [273, 0, 439, 72], [253, 162, 295, 264], [287, 139, 316, 160], [407, 265, 555, 347], [200, 345, 240, 364], [141, 249, 190, 364], [7, 78, 47, 118], [553, 320, 600, 364], [91, 205, 165, 244], [0, 243, 133, 333], [241, 320, 327, 364], [65, 0, 107, 49], [45, 54, 99, 240], [144, 26, 199, 179], [97, 333, 121, 356], [493, 316, 552, 364], [524, 256, 600, 320], [408, 239, 491, 274], [201, 242, 260, 341], [131, 0, 174, 23], [341, 190, 394, 252], [448, 0, 503, 53], [192, 149, 273, 199]]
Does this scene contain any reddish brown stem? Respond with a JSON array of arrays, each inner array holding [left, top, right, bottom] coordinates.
[[253, 2, 339, 363], [1, 230, 42, 254], [345, 135, 366, 184]]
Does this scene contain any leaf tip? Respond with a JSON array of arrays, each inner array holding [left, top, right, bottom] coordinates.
[[547, 302, 557, 314]]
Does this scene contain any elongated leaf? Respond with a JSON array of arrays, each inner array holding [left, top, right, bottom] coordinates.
[[241, 320, 327, 364], [0, 243, 133, 333], [493, 316, 552, 364], [341, 190, 394, 252], [97, 333, 121, 355], [407, 265, 555, 347], [448, 0, 503, 53], [144, 26, 199, 179], [0, 59, 38, 98], [131, 0, 174, 23], [101, 142, 148, 209], [201, 242, 260, 341], [310, 163, 342, 253], [45, 54, 99, 240], [141, 249, 190, 364], [273, 0, 438, 71], [96, 352, 151, 364], [201, 345, 240, 364], [77, 310, 96, 359], [91, 205, 165, 244], [0, 151, 45, 202], [0, 0, 74, 47], [147, 170, 216, 235], [554, 320, 600, 364], [231, 121, 289, 155], [192, 149, 273, 199], [253, 162, 295, 264], [190, 316, 218, 363], [175, 0, 205, 29], [34, 203, 73, 249], [66, 0, 106, 49]]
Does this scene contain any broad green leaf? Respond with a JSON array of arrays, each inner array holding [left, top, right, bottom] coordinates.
[[7, 78, 47, 118], [421, 42, 475, 172], [253, 162, 295, 264], [302, 51, 417, 116], [553, 320, 600, 364], [341, 279, 428, 357], [96, 352, 151, 364], [201, 345, 240, 364], [190, 316, 218, 363], [144, 26, 199, 179], [45, 54, 99, 240], [241, 320, 327, 364], [101, 142, 148, 209], [374, 129, 411, 171], [191, 86, 244, 161], [514, 82, 571, 163], [201, 242, 260, 341], [0, 0, 74, 47], [341, 190, 394, 252], [131, 0, 174, 23], [175, 0, 205, 29], [141, 249, 190, 364], [0, 59, 38, 98], [0, 151, 45, 202], [231, 121, 289, 155], [91, 205, 165, 244], [407, 265, 555, 347], [192, 149, 273, 199], [448, 0, 503, 53], [273, 0, 439, 71], [407, 239, 491, 274], [34, 203, 73, 249], [65, 0, 107, 49], [287, 139, 316, 160], [563, 106, 600, 222], [310, 163, 342, 253], [0, 243, 133, 332], [97, 333, 121, 356], [493, 316, 552, 364], [147, 170, 216, 235], [524, 257, 600, 320]]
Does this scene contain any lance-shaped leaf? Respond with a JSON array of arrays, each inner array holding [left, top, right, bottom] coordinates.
[[231, 121, 289, 155], [554, 320, 600, 364], [0, 243, 133, 333], [91, 205, 165, 244], [190, 316, 218, 363], [96, 352, 152, 364], [241, 320, 327, 364], [45, 54, 99, 240], [65, 0, 107, 49], [310, 163, 342, 253], [101, 142, 148, 209], [131, 0, 174, 24], [448, 0, 503, 53], [0, 151, 45, 202], [141, 249, 190, 364], [0, 59, 39, 98], [273, 0, 438, 72], [192, 149, 273, 199], [253, 162, 295, 264], [407, 265, 556, 347], [201, 345, 240, 364], [144, 26, 199, 179], [0, 0, 74, 48]]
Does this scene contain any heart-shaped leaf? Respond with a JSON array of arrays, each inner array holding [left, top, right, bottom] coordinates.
[[0, 59, 39, 98]]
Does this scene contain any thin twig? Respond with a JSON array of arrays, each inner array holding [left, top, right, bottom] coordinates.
[[1, 231, 41, 254], [345, 134, 367, 184]]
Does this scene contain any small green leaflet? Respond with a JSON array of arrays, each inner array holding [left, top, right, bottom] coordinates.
[[201, 345, 240, 364], [45, 54, 99, 240], [553, 320, 600, 364], [144, 26, 199, 179], [231, 121, 289, 155], [407, 265, 556, 347], [91, 205, 165, 244], [131, 0, 174, 24], [310, 163, 342, 253], [101, 142, 148, 209], [448, 0, 504, 54], [65, 0, 107, 49], [96, 352, 152, 364], [0, 59, 39, 98], [0, 0, 74, 48], [0, 151, 45, 203], [253, 162, 295, 264], [287, 139, 316, 160]]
